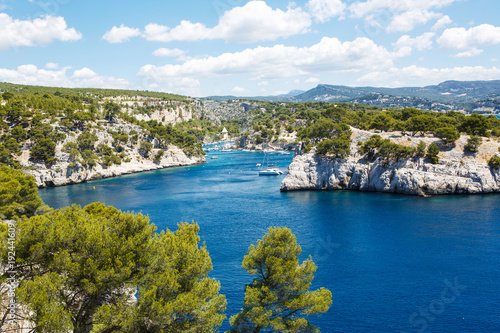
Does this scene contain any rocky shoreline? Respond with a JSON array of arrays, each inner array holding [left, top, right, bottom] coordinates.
[[24, 148, 205, 188], [281, 128, 500, 196]]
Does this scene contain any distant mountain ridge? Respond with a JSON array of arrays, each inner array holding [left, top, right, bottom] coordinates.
[[207, 80, 500, 112]]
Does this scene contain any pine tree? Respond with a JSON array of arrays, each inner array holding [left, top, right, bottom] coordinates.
[[229, 227, 332, 333], [0, 165, 44, 219]]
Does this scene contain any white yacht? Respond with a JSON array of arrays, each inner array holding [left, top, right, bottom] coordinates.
[[258, 149, 283, 176], [259, 168, 283, 176]]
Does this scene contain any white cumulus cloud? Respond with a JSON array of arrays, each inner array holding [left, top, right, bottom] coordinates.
[[349, 0, 458, 32], [105, 1, 311, 44], [305, 77, 321, 84], [211, 1, 311, 42], [231, 86, 249, 94], [0, 13, 82, 50], [357, 65, 500, 86], [102, 24, 141, 43], [432, 15, 452, 30], [143, 77, 201, 97], [437, 24, 500, 50], [349, 0, 458, 18], [152, 48, 187, 60], [307, 0, 346, 23], [387, 9, 441, 32], [138, 37, 394, 83], [393, 32, 435, 57], [45, 62, 59, 69], [72, 67, 98, 79], [452, 48, 483, 58], [0, 65, 130, 89], [143, 21, 211, 42]]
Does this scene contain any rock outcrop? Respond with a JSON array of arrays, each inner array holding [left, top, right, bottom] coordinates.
[[281, 128, 500, 196], [25, 147, 204, 188], [18, 119, 205, 188]]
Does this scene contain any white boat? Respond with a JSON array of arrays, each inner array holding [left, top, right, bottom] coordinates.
[[259, 168, 283, 176], [258, 149, 283, 176]]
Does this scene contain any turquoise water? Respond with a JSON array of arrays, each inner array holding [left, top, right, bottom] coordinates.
[[39, 151, 500, 332]]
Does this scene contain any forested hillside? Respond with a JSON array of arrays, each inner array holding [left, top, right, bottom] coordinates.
[[0, 84, 252, 186]]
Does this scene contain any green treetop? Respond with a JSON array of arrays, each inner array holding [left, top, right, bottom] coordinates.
[[1, 200, 226, 333], [0, 165, 44, 219], [426, 142, 440, 164], [93, 222, 227, 333], [435, 127, 460, 145], [7, 203, 154, 333], [229, 227, 332, 333]]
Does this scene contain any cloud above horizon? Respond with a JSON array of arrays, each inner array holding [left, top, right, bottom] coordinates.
[[138, 37, 394, 82], [438, 24, 500, 50], [0, 65, 130, 89], [102, 24, 141, 43], [0, 13, 82, 50], [104, 1, 312, 44], [3, 0, 499, 96], [357, 65, 500, 86], [349, 0, 459, 33]]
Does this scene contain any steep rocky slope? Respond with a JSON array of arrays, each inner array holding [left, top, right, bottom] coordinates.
[[281, 128, 500, 196], [19, 118, 205, 188]]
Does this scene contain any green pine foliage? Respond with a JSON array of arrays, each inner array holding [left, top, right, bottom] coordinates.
[[1, 203, 226, 333], [488, 156, 500, 169], [139, 141, 153, 156], [465, 135, 483, 153], [229, 227, 332, 333], [92, 223, 227, 333], [359, 135, 417, 162], [0, 165, 44, 219], [298, 120, 352, 157], [458, 114, 491, 136], [435, 127, 460, 144], [30, 138, 56, 165], [416, 141, 427, 157], [426, 142, 440, 164], [153, 150, 164, 163], [77, 131, 99, 151], [0, 82, 188, 101]]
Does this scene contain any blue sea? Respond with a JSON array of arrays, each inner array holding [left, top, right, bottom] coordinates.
[[39, 151, 500, 332]]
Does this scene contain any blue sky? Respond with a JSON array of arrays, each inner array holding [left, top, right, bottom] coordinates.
[[0, 0, 499, 97]]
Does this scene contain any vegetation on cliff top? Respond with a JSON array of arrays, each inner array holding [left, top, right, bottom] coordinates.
[[2, 81, 500, 176], [0, 87, 207, 170], [234, 100, 499, 166]]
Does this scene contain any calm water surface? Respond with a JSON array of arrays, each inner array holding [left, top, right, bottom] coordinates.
[[39, 151, 500, 332]]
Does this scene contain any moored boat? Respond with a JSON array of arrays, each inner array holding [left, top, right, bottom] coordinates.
[[259, 168, 283, 176]]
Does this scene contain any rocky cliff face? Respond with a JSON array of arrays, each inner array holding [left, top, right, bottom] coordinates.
[[25, 147, 204, 188], [19, 119, 205, 188], [133, 105, 193, 125], [281, 128, 500, 196]]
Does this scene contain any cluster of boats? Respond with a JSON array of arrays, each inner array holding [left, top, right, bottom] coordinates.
[[204, 144, 290, 176]]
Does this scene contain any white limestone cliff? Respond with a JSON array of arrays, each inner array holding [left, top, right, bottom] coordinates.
[[24, 146, 204, 188], [281, 128, 500, 196], [18, 119, 205, 188]]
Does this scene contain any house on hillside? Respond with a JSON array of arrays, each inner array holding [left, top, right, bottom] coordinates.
[[221, 127, 229, 141]]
